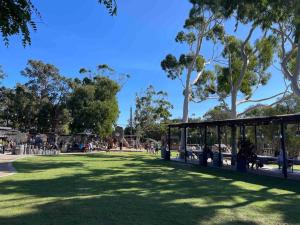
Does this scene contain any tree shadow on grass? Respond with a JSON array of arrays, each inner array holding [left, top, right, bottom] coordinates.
[[0, 153, 299, 225], [13, 160, 84, 173]]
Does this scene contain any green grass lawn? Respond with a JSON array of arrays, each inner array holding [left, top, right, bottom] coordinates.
[[0, 152, 300, 225]]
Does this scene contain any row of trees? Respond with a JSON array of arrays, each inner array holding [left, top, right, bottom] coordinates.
[[162, 0, 299, 123], [126, 85, 173, 141], [0, 60, 121, 137], [0, 1, 121, 137], [160, 0, 299, 160]]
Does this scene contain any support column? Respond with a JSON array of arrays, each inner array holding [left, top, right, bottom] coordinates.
[[254, 125, 257, 152], [217, 125, 222, 168], [280, 122, 288, 179], [242, 125, 246, 141], [199, 127, 202, 166], [166, 126, 171, 161], [203, 126, 208, 167], [184, 126, 187, 163], [231, 125, 237, 166]]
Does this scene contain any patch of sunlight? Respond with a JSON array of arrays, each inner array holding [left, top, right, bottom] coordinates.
[[168, 195, 251, 209], [114, 187, 144, 193], [232, 195, 247, 204], [202, 208, 277, 225], [0, 197, 56, 218], [152, 178, 172, 184], [230, 181, 266, 191], [191, 172, 217, 179], [234, 206, 285, 224], [137, 190, 154, 197], [159, 190, 174, 194], [267, 188, 296, 195], [168, 198, 208, 207], [0, 207, 39, 218]]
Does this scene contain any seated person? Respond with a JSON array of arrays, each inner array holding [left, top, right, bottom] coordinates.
[[277, 150, 284, 169]]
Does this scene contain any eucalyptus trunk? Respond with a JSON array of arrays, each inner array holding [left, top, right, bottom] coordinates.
[[290, 38, 300, 96], [179, 32, 203, 158], [179, 76, 191, 158], [230, 89, 238, 166]]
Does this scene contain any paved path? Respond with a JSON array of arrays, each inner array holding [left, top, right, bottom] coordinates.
[[0, 154, 27, 178]]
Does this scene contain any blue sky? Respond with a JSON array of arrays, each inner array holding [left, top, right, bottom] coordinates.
[[0, 0, 287, 126]]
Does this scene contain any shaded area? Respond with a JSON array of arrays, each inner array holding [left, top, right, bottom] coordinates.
[[0, 162, 15, 177], [0, 153, 299, 225]]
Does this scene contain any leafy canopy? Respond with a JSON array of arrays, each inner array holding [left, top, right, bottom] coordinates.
[[161, 0, 224, 81], [0, 0, 40, 46], [134, 85, 173, 140], [68, 74, 120, 137], [1, 60, 71, 133]]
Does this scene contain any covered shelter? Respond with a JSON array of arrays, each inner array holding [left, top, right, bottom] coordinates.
[[167, 113, 300, 179]]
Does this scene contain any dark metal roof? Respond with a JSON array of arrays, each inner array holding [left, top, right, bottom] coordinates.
[[168, 113, 300, 128]]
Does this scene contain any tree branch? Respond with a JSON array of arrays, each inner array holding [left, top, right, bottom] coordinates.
[[236, 26, 256, 90], [237, 92, 290, 117], [191, 96, 219, 103], [237, 92, 288, 105]]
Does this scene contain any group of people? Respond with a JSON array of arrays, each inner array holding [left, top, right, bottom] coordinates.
[[144, 142, 159, 154], [77, 142, 94, 152], [0, 135, 60, 155], [0, 139, 17, 154]]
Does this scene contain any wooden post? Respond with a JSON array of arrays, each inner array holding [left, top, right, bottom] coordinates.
[[199, 127, 202, 166], [240, 125, 242, 139], [168, 126, 171, 160], [242, 125, 246, 141], [254, 125, 257, 152], [231, 125, 237, 166], [203, 126, 208, 166], [184, 127, 187, 163], [280, 122, 288, 179], [217, 125, 222, 168]]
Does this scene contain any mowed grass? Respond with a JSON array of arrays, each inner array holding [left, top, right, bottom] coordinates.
[[0, 153, 300, 225]]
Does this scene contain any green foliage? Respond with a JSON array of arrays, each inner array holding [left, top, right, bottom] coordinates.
[[203, 104, 231, 121], [0, 61, 122, 137], [21, 60, 71, 104], [195, 33, 277, 107], [161, 1, 224, 104], [99, 0, 117, 15], [0, 0, 40, 46], [0, 66, 5, 80], [161, 54, 183, 80], [20, 60, 71, 133], [0, 60, 71, 133], [193, 70, 217, 101], [68, 76, 120, 137], [199, 0, 299, 37], [79, 64, 130, 88], [1, 85, 37, 131], [134, 85, 173, 140]]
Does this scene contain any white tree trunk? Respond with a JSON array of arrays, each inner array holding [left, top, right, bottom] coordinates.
[[179, 72, 191, 157], [179, 32, 204, 157], [280, 36, 300, 97], [231, 90, 237, 119], [291, 38, 300, 96], [230, 88, 238, 166]]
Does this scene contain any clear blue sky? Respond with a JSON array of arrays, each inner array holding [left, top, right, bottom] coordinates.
[[0, 0, 286, 126]]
